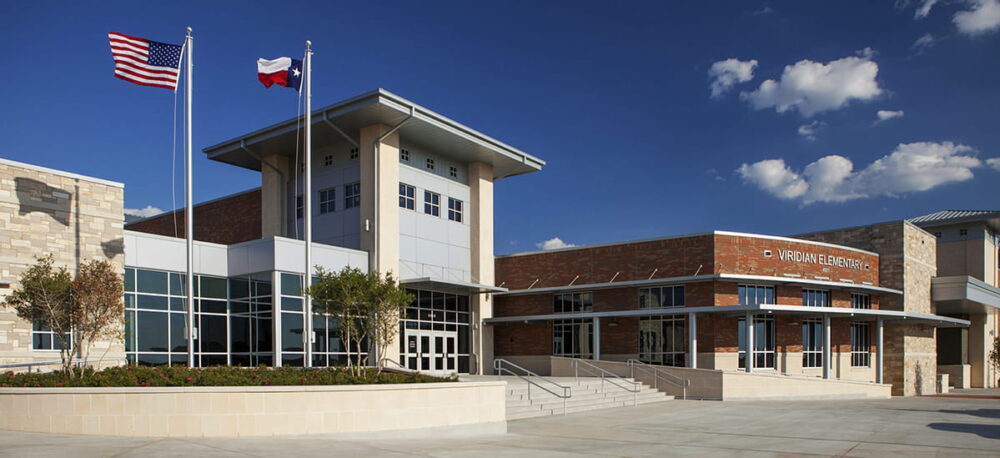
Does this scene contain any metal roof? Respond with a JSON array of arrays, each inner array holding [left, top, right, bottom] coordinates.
[[202, 89, 545, 181], [907, 209, 1000, 230]]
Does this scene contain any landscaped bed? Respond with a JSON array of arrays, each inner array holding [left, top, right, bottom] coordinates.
[[0, 365, 452, 388]]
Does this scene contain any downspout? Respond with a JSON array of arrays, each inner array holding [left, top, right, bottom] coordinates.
[[322, 112, 359, 148], [241, 140, 287, 237], [372, 106, 415, 272]]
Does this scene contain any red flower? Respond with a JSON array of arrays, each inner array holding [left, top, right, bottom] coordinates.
[[185, 377, 193, 382]]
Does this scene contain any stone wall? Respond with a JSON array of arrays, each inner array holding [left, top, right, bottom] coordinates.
[[0, 158, 125, 368]]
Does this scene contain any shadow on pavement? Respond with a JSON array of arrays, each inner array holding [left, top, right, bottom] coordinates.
[[927, 423, 1000, 439], [938, 409, 1000, 419]]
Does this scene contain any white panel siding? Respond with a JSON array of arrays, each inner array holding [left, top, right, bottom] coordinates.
[[124, 231, 228, 277], [286, 144, 362, 250], [397, 165, 471, 282]]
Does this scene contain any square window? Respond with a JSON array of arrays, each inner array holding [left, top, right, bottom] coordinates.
[[426, 158, 435, 170], [319, 188, 335, 214], [959, 229, 968, 236], [349, 148, 359, 160], [449, 166, 458, 178], [400, 149, 410, 161], [448, 198, 463, 222], [424, 191, 440, 216], [399, 183, 415, 210], [344, 183, 360, 209], [323, 155, 332, 166]]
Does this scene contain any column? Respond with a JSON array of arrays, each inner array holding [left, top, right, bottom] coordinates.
[[469, 162, 495, 374], [688, 312, 698, 369], [593, 317, 601, 361], [876, 317, 884, 384], [358, 124, 400, 273], [272, 271, 282, 368], [745, 312, 754, 373], [260, 154, 289, 238], [822, 314, 831, 379]]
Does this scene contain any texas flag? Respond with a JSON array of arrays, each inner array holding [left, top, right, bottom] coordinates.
[[257, 57, 303, 90]]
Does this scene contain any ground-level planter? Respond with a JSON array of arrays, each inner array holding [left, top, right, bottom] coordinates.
[[0, 381, 506, 437]]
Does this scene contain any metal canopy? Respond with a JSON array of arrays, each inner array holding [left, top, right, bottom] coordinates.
[[202, 89, 545, 180], [400, 277, 508, 295], [932, 275, 1000, 315]]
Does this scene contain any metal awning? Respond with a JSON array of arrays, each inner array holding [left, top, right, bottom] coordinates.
[[485, 303, 970, 328], [401, 277, 508, 295], [932, 275, 1000, 315]]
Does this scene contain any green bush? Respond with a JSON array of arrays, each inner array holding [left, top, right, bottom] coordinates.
[[0, 365, 453, 388]]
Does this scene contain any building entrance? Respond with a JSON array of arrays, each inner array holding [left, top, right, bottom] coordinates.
[[403, 329, 458, 375]]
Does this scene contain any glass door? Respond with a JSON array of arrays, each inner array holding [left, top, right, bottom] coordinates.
[[403, 329, 458, 375]]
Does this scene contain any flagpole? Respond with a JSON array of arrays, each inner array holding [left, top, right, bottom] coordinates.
[[184, 27, 196, 369], [304, 40, 314, 368]]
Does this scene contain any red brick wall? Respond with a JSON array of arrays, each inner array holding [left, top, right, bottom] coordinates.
[[714, 234, 879, 284], [126, 189, 261, 245]]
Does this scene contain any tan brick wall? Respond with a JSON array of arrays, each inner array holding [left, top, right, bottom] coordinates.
[[0, 160, 125, 368]]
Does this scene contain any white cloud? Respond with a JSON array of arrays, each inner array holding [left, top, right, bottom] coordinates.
[[912, 33, 936, 52], [797, 121, 825, 140], [737, 141, 985, 204], [954, 0, 1000, 35], [708, 58, 758, 98], [124, 205, 164, 218], [987, 157, 1000, 170], [875, 110, 905, 123], [915, 0, 939, 18], [740, 49, 883, 117], [537, 237, 576, 251]]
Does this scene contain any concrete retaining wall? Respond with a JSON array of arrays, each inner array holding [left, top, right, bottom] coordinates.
[[0, 381, 506, 437]]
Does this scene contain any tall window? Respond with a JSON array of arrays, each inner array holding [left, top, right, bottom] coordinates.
[[553, 319, 592, 358], [851, 293, 871, 309], [447, 198, 463, 222], [399, 183, 415, 210], [639, 316, 685, 366], [738, 316, 775, 369], [344, 183, 360, 209], [738, 285, 774, 305], [639, 285, 685, 308], [851, 322, 871, 367], [319, 188, 335, 214], [554, 292, 593, 313], [802, 289, 830, 307], [802, 319, 823, 368], [424, 191, 440, 216], [295, 195, 303, 219], [31, 322, 70, 351]]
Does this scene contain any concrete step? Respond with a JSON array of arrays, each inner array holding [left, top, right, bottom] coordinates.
[[507, 396, 672, 420], [506, 390, 668, 407]]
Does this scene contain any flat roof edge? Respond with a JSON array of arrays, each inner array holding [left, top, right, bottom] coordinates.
[[0, 157, 124, 188]]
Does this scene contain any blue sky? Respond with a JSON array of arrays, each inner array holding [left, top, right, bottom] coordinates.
[[3, 1, 999, 254]]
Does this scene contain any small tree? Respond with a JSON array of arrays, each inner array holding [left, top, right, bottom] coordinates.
[[3, 255, 74, 374], [363, 271, 414, 373], [71, 259, 125, 372], [310, 267, 369, 376], [989, 336, 1000, 384]]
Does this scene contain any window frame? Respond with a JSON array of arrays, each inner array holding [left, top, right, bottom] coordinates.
[[447, 197, 463, 222], [424, 190, 441, 217], [850, 293, 871, 309], [802, 288, 831, 307], [851, 322, 871, 367], [553, 292, 594, 314], [737, 284, 775, 305], [295, 195, 303, 219], [31, 322, 72, 352], [638, 285, 686, 308], [399, 183, 415, 210], [801, 319, 823, 369], [318, 188, 335, 214], [344, 182, 360, 209]]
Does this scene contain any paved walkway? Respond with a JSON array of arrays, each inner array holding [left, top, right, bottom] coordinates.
[[1, 395, 998, 457]]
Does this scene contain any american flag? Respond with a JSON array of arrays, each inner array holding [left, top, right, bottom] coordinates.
[[108, 32, 183, 90]]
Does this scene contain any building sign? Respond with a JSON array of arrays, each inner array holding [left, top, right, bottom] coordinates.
[[770, 249, 867, 270]]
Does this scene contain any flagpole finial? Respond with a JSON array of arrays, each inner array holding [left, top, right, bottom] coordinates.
[[306, 40, 312, 50], [186, 26, 192, 36]]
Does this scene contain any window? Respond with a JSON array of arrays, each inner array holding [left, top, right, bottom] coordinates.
[[400, 149, 410, 161], [554, 292, 593, 313], [639, 285, 685, 308], [851, 293, 871, 309], [738, 315, 775, 369], [32, 322, 71, 351], [851, 322, 870, 367], [448, 198, 463, 222], [802, 289, 830, 307], [738, 285, 774, 305], [449, 166, 458, 178], [319, 188, 335, 214], [323, 154, 332, 166], [802, 319, 823, 368], [553, 319, 592, 358], [424, 191, 440, 216], [295, 195, 303, 219], [639, 316, 686, 367], [349, 148, 359, 159], [399, 183, 415, 210], [400, 289, 471, 372], [344, 183, 360, 209], [426, 158, 435, 170], [959, 228, 968, 236]]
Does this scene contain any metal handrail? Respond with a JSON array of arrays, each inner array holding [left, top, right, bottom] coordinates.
[[572, 358, 640, 406], [494, 358, 571, 415], [0, 358, 127, 373], [627, 359, 691, 400]]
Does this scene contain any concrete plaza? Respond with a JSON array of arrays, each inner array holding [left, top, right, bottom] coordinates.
[[1, 395, 998, 457]]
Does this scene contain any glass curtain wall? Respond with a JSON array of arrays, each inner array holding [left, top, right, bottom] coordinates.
[[398, 289, 471, 373]]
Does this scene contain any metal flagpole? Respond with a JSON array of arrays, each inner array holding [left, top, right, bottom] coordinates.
[[303, 41, 314, 367], [184, 27, 196, 368]]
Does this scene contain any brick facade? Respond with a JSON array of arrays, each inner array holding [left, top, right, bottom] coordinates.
[[125, 188, 261, 245]]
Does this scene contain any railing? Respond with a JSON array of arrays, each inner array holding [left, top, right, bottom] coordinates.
[[571, 358, 640, 406], [627, 359, 691, 400], [494, 358, 571, 415], [0, 358, 127, 373]]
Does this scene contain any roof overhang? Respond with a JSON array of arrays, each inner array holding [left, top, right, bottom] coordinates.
[[485, 303, 969, 328], [910, 212, 1000, 232], [401, 277, 508, 295], [202, 89, 544, 181], [932, 275, 1000, 315]]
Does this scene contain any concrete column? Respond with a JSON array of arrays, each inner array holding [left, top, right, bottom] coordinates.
[[876, 317, 884, 384], [745, 312, 754, 373], [822, 314, 831, 380], [593, 317, 601, 361], [688, 312, 697, 369], [358, 124, 400, 274], [260, 154, 289, 238], [272, 271, 282, 368], [969, 312, 992, 388], [468, 162, 494, 374]]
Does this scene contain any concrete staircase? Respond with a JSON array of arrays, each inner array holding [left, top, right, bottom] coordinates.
[[464, 376, 673, 420]]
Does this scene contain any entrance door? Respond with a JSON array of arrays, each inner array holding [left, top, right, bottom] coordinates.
[[403, 329, 457, 375]]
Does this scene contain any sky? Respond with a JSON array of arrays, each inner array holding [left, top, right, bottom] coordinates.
[[3, 1, 999, 255]]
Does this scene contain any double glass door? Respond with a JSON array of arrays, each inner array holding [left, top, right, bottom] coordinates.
[[404, 330, 457, 375]]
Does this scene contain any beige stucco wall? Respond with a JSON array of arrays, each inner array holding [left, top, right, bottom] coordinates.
[[260, 154, 289, 238], [469, 162, 494, 374], [0, 159, 125, 368], [0, 381, 506, 437]]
